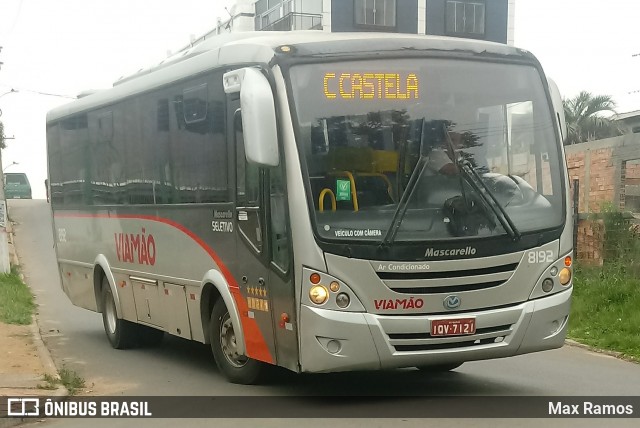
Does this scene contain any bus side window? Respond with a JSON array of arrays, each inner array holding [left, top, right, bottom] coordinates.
[[235, 111, 263, 253], [235, 113, 260, 205], [270, 163, 290, 272]]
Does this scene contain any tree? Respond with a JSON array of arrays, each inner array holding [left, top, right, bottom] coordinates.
[[562, 91, 624, 145]]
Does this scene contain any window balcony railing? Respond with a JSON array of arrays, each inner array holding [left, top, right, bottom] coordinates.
[[261, 12, 323, 31]]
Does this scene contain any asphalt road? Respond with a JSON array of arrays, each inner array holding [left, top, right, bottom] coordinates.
[[7, 199, 640, 427]]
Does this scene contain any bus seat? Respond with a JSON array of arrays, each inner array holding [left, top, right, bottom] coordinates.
[[352, 173, 394, 208]]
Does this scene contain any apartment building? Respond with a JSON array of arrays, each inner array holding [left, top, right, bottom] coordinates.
[[207, 0, 514, 45]]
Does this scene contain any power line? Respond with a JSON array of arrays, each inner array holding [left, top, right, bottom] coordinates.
[[1, 87, 75, 99], [628, 53, 640, 93]]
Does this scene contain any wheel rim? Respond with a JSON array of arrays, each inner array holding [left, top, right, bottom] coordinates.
[[105, 291, 117, 334], [219, 313, 247, 368]]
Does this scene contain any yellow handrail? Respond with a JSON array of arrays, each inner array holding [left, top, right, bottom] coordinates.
[[319, 188, 337, 212]]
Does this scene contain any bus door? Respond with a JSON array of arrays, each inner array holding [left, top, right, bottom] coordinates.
[[228, 95, 298, 371], [228, 96, 277, 364]]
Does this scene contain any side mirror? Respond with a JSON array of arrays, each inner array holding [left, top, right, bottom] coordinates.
[[548, 78, 567, 144], [223, 68, 279, 167]]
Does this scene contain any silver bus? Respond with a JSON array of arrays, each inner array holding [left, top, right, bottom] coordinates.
[[46, 32, 573, 384]]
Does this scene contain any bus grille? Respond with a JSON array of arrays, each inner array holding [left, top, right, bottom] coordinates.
[[388, 324, 513, 352], [377, 262, 518, 294]]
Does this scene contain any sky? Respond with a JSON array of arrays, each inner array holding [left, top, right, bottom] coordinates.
[[1, 0, 639, 199]]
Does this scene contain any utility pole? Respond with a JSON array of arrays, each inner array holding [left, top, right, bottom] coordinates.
[[0, 135, 10, 273], [0, 44, 10, 271], [0, 87, 17, 273]]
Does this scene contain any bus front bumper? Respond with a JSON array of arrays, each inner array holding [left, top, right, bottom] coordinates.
[[299, 288, 571, 373]]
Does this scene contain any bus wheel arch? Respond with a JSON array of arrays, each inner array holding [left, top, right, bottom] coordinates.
[[200, 270, 245, 356], [93, 256, 120, 316], [93, 265, 106, 312], [99, 275, 138, 349], [209, 298, 266, 384], [200, 283, 220, 345], [92, 257, 133, 349]]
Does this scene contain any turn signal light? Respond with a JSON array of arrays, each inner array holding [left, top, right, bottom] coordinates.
[[310, 272, 321, 284], [564, 256, 572, 267]]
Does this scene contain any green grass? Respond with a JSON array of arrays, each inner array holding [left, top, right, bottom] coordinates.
[[41, 366, 86, 395], [0, 271, 35, 324], [568, 264, 640, 362]]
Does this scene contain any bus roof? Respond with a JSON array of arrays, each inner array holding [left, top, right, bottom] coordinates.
[[46, 31, 534, 123]]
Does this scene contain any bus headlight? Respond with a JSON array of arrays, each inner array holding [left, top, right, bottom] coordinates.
[[335, 292, 350, 308], [559, 268, 572, 286], [309, 285, 329, 305], [302, 267, 365, 311], [542, 278, 554, 292]]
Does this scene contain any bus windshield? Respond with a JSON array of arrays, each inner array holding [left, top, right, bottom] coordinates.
[[289, 58, 564, 243]]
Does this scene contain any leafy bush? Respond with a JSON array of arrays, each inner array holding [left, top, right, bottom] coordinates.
[[590, 203, 640, 273]]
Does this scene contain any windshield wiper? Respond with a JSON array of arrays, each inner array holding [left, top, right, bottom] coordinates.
[[443, 127, 521, 241], [380, 120, 430, 248]]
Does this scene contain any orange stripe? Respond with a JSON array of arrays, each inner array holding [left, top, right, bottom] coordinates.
[[54, 212, 274, 364], [231, 289, 273, 363]]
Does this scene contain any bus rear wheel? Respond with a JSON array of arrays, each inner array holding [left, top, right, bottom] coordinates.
[[209, 299, 265, 384], [101, 278, 138, 349]]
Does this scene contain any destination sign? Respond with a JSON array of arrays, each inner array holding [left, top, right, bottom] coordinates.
[[323, 72, 419, 100]]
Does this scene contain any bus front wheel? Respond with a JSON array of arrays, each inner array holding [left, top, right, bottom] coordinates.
[[101, 278, 138, 349], [209, 299, 265, 384]]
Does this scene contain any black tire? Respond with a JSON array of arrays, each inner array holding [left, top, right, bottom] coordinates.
[[416, 362, 464, 372], [101, 278, 138, 349], [209, 299, 265, 384]]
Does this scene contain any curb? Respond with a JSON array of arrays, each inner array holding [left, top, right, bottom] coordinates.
[[29, 321, 69, 398], [565, 339, 636, 362], [9, 224, 69, 397], [0, 334, 67, 428], [0, 324, 69, 428], [1, 224, 68, 428]]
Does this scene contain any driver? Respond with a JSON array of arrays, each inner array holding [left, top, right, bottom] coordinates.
[[426, 131, 462, 176]]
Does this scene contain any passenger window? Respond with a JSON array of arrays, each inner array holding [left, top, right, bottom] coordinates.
[[183, 84, 208, 124]]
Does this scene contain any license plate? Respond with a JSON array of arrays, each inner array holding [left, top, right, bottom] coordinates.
[[431, 318, 476, 336]]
